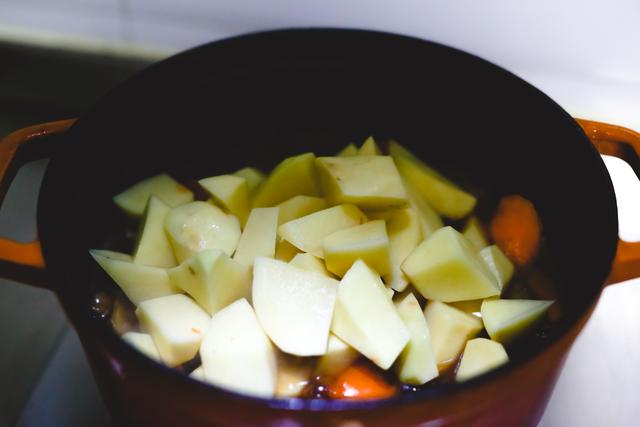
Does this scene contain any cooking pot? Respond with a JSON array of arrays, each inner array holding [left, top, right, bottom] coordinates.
[[1, 29, 639, 427]]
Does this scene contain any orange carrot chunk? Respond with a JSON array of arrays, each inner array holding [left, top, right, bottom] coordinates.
[[490, 195, 541, 267], [328, 365, 396, 400]]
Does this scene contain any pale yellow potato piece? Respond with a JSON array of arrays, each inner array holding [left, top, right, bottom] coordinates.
[[390, 141, 476, 219], [121, 332, 161, 362], [450, 299, 484, 318], [456, 338, 509, 382], [402, 226, 500, 302], [90, 249, 179, 305], [403, 178, 444, 238], [395, 293, 438, 385], [383, 207, 423, 292], [274, 239, 301, 262], [233, 167, 265, 194], [358, 136, 382, 155], [253, 257, 339, 356], [479, 245, 515, 292], [164, 201, 241, 263], [233, 207, 279, 266], [252, 152, 320, 207], [481, 299, 554, 344], [277, 195, 327, 225], [133, 196, 177, 268], [424, 300, 483, 371], [315, 334, 359, 377], [200, 298, 277, 398], [278, 204, 367, 258], [316, 156, 407, 209], [198, 175, 250, 225], [289, 253, 333, 277], [136, 294, 210, 366], [168, 249, 251, 315], [462, 216, 489, 250], [275, 354, 314, 398], [331, 260, 410, 369], [190, 366, 205, 381], [337, 143, 358, 157], [113, 173, 193, 217], [323, 220, 391, 277]]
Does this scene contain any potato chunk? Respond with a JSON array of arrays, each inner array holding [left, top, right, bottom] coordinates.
[[252, 153, 320, 207], [402, 226, 500, 302], [358, 136, 382, 155], [315, 334, 359, 377], [289, 253, 333, 278], [133, 196, 177, 268], [233, 167, 265, 194], [136, 294, 210, 366], [337, 143, 358, 157], [122, 332, 161, 362], [383, 208, 423, 292], [479, 245, 515, 291], [233, 207, 279, 267], [113, 173, 193, 217], [481, 299, 553, 344], [316, 156, 407, 209], [198, 175, 250, 225], [276, 195, 327, 225], [456, 338, 509, 382]]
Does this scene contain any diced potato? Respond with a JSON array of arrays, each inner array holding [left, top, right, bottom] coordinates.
[[395, 293, 439, 385], [190, 366, 205, 381], [323, 220, 391, 277], [277, 195, 327, 225], [113, 173, 194, 217], [462, 217, 489, 250], [90, 249, 179, 305], [424, 301, 483, 371], [164, 201, 241, 263], [253, 257, 339, 356], [168, 249, 251, 315], [200, 298, 277, 397], [479, 245, 515, 291], [233, 167, 265, 194], [278, 204, 367, 258], [402, 226, 500, 302], [133, 196, 177, 268], [331, 260, 410, 369], [389, 141, 476, 219], [383, 208, 423, 292], [456, 338, 509, 382], [274, 239, 301, 262], [122, 332, 161, 362], [450, 299, 484, 318], [385, 287, 395, 299], [252, 153, 320, 207], [233, 207, 279, 267], [481, 299, 554, 344], [403, 178, 444, 238], [337, 143, 358, 157], [316, 156, 407, 209], [198, 175, 250, 225], [358, 136, 382, 155], [136, 294, 210, 366], [289, 253, 333, 277], [315, 334, 359, 377], [276, 354, 314, 397]]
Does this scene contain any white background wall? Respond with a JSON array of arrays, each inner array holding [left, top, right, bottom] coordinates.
[[1, 0, 639, 130]]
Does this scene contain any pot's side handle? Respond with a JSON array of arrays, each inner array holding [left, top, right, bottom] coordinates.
[[0, 119, 75, 288], [577, 118, 640, 285]]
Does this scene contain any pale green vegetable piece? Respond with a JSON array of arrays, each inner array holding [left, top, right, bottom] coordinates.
[[233, 167, 265, 194], [277, 195, 327, 225], [113, 173, 193, 217], [462, 216, 489, 250], [316, 156, 407, 209], [90, 249, 179, 305], [252, 153, 320, 207], [395, 293, 439, 385], [402, 226, 500, 302], [456, 338, 509, 382], [164, 201, 241, 263], [358, 136, 382, 155], [323, 220, 391, 277], [233, 207, 279, 267], [479, 245, 515, 292], [331, 260, 410, 369], [278, 204, 367, 258], [168, 249, 251, 315], [199, 174, 250, 225], [133, 196, 177, 268], [481, 299, 554, 344], [389, 141, 476, 219], [136, 294, 210, 366]]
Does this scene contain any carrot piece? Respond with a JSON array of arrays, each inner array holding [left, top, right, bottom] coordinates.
[[328, 364, 396, 400], [490, 195, 541, 267]]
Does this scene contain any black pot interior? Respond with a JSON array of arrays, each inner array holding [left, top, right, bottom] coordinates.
[[38, 29, 618, 408]]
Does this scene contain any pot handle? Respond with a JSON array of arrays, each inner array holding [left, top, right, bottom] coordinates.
[[0, 119, 75, 288], [577, 118, 640, 284]]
